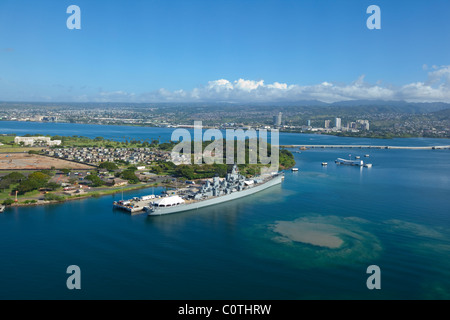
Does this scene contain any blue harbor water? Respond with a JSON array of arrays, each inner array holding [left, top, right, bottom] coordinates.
[[0, 121, 449, 299], [0, 120, 448, 146]]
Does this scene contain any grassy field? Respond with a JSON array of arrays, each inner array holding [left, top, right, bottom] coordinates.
[[0, 187, 41, 202], [59, 136, 150, 148], [0, 135, 15, 144], [0, 146, 42, 153], [3, 181, 161, 205]]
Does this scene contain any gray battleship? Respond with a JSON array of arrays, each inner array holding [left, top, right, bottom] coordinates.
[[145, 164, 284, 216]]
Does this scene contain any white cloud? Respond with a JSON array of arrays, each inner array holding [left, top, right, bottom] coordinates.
[[206, 79, 233, 91], [426, 65, 450, 86], [1, 65, 450, 104], [233, 79, 265, 91], [129, 65, 449, 103], [267, 82, 288, 90]]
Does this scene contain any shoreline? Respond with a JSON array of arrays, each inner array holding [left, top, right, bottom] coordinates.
[[2, 182, 166, 209], [281, 144, 450, 150], [1, 119, 449, 140]]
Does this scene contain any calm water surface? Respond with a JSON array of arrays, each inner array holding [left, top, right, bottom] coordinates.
[[0, 122, 449, 299]]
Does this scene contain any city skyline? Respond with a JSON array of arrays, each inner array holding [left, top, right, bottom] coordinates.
[[0, 1, 449, 103]]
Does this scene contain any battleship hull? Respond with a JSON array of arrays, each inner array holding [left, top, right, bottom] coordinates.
[[147, 173, 284, 216]]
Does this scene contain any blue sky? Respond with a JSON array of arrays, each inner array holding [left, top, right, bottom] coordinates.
[[0, 0, 449, 103]]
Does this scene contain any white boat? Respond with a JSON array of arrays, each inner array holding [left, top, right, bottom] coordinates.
[[355, 156, 361, 159], [0, 205, 5, 213], [364, 163, 373, 168], [140, 194, 155, 201], [321, 162, 328, 166], [364, 154, 370, 157], [291, 168, 299, 171]]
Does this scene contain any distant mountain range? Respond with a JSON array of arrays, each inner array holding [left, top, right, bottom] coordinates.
[[1, 99, 449, 114]]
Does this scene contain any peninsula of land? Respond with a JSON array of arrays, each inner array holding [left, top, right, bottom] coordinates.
[[0, 134, 294, 209]]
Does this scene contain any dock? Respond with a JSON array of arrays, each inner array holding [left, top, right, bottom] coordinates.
[[113, 200, 149, 213], [113, 195, 157, 214], [281, 145, 450, 150]]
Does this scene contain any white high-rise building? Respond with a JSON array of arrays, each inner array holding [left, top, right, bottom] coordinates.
[[335, 117, 341, 129], [273, 112, 282, 126], [357, 119, 370, 131]]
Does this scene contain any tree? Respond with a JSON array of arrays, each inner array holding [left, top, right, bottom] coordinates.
[[46, 182, 60, 191], [44, 193, 65, 201], [2, 172, 25, 183], [175, 165, 194, 180], [28, 172, 51, 183], [151, 165, 163, 174], [16, 171, 51, 195], [85, 174, 104, 187], [212, 163, 227, 177], [121, 170, 140, 184], [52, 135, 63, 141], [16, 179, 41, 195], [0, 179, 11, 191], [98, 161, 119, 171], [2, 198, 14, 206]]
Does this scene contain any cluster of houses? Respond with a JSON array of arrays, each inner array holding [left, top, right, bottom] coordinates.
[[44, 147, 171, 165], [51, 170, 152, 192]]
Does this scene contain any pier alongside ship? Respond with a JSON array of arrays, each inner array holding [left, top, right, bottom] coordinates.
[[113, 164, 285, 216]]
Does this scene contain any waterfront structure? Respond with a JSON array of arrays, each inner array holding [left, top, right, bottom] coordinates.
[[335, 158, 364, 166], [281, 144, 450, 149], [14, 136, 61, 146], [324, 120, 331, 129]]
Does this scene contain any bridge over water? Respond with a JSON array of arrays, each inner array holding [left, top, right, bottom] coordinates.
[[280, 145, 450, 150]]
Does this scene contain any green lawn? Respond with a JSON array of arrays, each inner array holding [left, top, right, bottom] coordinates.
[[0, 135, 15, 144], [0, 146, 42, 153], [0, 176, 45, 201]]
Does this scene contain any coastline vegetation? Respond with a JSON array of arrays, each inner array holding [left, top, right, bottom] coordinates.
[[0, 134, 295, 208]]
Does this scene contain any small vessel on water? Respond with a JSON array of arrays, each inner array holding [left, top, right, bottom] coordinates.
[[335, 157, 373, 168], [145, 164, 284, 216], [355, 156, 361, 159], [291, 168, 299, 172], [364, 154, 370, 157], [321, 162, 328, 166], [0, 205, 5, 213], [335, 158, 364, 166]]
